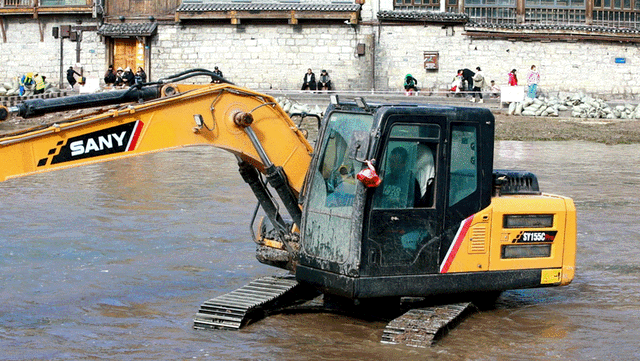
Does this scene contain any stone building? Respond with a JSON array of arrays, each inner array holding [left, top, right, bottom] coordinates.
[[0, 0, 639, 97]]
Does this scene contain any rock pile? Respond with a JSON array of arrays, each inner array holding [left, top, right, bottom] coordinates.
[[275, 96, 324, 118], [507, 93, 640, 120]]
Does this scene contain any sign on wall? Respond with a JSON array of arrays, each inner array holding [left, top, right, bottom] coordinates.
[[424, 51, 439, 70], [136, 40, 145, 70]]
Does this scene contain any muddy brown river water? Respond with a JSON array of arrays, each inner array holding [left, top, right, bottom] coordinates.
[[1, 140, 639, 360]]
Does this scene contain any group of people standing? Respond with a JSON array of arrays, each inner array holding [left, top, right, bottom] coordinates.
[[450, 67, 486, 102], [449, 65, 541, 100], [506, 65, 540, 98], [301, 68, 333, 91], [18, 72, 47, 95], [102, 65, 147, 88]]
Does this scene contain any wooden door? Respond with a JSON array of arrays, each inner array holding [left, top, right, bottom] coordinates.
[[113, 38, 137, 70]]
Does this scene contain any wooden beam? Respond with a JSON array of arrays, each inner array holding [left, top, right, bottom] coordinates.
[[585, 0, 594, 25], [464, 31, 640, 43], [289, 10, 298, 25], [39, 19, 45, 42], [0, 17, 6, 43], [230, 10, 239, 25], [350, 12, 358, 25]]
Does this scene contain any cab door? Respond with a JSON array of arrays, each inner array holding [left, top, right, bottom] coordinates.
[[361, 115, 446, 277], [300, 111, 374, 275]]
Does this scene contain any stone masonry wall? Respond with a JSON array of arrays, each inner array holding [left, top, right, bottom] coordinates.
[[0, 15, 639, 99], [375, 23, 640, 98], [150, 23, 372, 91], [0, 16, 104, 88]]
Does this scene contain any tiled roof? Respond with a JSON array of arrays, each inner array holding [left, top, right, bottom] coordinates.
[[377, 10, 468, 23], [98, 22, 158, 37], [177, 2, 361, 12], [466, 22, 640, 35]]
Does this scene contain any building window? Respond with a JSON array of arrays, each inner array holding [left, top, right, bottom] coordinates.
[[465, 0, 517, 23], [524, 0, 586, 24], [394, 0, 441, 10], [593, 0, 640, 27]]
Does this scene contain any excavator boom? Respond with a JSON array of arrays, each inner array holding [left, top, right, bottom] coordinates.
[[0, 83, 313, 194]]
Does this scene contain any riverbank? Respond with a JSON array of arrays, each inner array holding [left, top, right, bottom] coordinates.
[[494, 113, 640, 144]]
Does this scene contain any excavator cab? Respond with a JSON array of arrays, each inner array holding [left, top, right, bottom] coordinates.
[[297, 96, 574, 301], [297, 97, 492, 298]]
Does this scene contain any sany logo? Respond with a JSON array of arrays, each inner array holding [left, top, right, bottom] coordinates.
[[47, 120, 144, 166], [70, 131, 128, 156]]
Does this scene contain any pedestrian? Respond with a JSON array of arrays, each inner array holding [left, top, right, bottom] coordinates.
[[527, 65, 540, 99], [66, 66, 80, 90], [317, 69, 332, 91], [18, 72, 34, 96], [33, 73, 45, 94], [470, 66, 485, 103], [301, 68, 316, 91], [136, 67, 147, 84], [404, 74, 418, 95], [450, 69, 463, 96], [114, 67, 124, 87], [489, 80, 500, 98], [462, 68, 475, 92], [212, 66, 223, 83], [508, 69, 518, 86], [122, 67, 135, 86], [104, 65, 117, 86]]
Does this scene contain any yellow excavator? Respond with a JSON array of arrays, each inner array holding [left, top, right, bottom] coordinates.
[[0, 69, 576, 346]]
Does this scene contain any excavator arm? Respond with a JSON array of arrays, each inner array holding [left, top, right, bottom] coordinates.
[[0, 80, 314, 258]]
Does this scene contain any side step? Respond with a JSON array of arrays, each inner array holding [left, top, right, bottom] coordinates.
[[194, 275, 312, 330], [381, 302, 477, 347]]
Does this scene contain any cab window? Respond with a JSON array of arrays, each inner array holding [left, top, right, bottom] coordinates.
[[449, 124, 477, 206], [373, 124, 438, 209]]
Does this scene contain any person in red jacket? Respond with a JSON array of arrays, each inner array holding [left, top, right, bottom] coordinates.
[[508, 69, 518, 86]]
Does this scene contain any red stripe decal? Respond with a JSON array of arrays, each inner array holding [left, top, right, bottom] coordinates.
[[440, 215, 475, 274], [126, 120, 144, 151]]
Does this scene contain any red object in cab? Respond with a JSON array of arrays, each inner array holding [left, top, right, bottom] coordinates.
[[357, 160, 381, 188]]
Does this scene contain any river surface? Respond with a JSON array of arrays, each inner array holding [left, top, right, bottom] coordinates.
[[1, 141, 639, 360]]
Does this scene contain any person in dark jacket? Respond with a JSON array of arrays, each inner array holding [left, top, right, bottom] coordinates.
[[212, 66, 223, 83], [122, 67, 135, 86], [301, 68, 316, 91], [136, 67, 147, 84], [67, 66, 80, 90], [317, 69, 332, 91], [461, 68, 475, 91], [104, 65, 116, 86]]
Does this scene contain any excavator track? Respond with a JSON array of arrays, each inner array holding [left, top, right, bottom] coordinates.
[[381, 302, 476, 347], [194, 275, 311, 330]]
